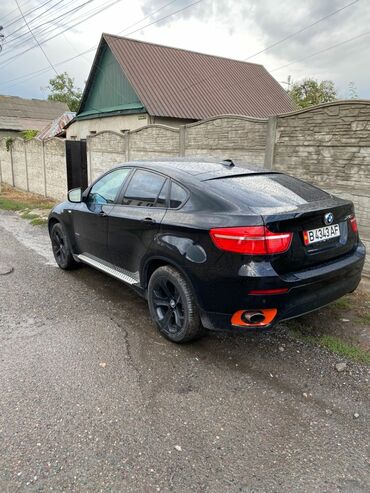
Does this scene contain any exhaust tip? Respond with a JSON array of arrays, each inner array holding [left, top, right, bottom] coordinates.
[[241, 311, 265, 324], [231, 308, 278, 327]]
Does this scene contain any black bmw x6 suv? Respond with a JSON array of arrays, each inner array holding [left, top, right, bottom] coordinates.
[[49, 158, 365, 343]]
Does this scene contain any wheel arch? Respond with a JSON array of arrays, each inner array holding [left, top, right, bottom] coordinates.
[[141, 256, 197, 294], [48, 216, 60, 234]]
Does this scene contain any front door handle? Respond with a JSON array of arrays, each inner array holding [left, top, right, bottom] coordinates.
[[141, 217, 156, 224]]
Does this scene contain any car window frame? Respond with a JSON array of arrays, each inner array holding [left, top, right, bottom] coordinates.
[[169, 179, 189, 210], [117, 168, 171, 210], [85, 166, 134, 206]]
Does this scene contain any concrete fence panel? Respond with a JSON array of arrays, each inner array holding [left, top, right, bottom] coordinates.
[[273, 101, 370, 277], [25, 139, 44, 196], [12, 138, 28, 191], [183, 115, 268, 165], [129, 125, 179, 161], [87, 131, 127, 181], [44, 138, 67, 201], [0, 138, 13, 185]]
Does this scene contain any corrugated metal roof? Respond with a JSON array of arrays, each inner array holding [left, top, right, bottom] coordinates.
[[37, 112, 75, 140], [103, 34, 295, 120], [0, 95, 68, 131]]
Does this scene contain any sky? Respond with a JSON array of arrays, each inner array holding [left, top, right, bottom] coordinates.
[[0, 0, 369, 101]]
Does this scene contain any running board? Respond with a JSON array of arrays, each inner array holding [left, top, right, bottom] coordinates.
[[77, 254, 139, 285]]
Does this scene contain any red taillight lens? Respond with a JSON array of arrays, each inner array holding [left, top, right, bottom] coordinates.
[[249, 288, 289, 295], [349, 214, 358, 233], [209, 226, 292, 255]]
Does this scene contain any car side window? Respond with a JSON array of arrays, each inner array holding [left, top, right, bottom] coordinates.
[[170, 181, 188, 209], [88, 168, 131, 206], [122, 170, 166, 207]]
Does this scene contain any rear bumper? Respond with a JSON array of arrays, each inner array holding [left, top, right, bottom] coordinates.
[[199, 242, 365, 331]]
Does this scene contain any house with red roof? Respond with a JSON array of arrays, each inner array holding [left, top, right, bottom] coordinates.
[[66, 33, 294, 140]]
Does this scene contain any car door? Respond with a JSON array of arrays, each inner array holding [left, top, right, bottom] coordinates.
[[71, 167, 132, 261], [108, 169, 168, 277]]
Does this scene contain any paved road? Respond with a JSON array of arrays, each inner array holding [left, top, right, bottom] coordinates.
[[0, 210, 369, 493]]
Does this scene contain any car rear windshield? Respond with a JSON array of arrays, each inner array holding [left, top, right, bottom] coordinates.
[[207, 173, 330, 209]]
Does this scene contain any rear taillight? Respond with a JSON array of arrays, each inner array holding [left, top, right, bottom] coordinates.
[[209, 226, 292, 255], [349, 214, 358, 233]]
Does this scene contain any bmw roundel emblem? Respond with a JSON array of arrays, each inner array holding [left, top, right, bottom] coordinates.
[[324, 212, 334, 225]]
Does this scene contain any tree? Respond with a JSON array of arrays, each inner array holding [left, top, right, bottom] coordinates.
[[47, 72, 82, 112], [287, 78, 337, 109], [347, 81, 358, 100]]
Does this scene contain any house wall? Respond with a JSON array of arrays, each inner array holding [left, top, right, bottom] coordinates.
[[1, 101, 370, 277], [152, 116, 195, 127], [0, 130, 22, 139], [66, 114, 150, 140]]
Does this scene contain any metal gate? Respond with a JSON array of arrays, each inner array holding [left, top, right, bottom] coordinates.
[[66, 140, 88, 191]]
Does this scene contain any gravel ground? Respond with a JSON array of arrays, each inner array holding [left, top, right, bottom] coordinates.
[[0, 210, 369, 493]]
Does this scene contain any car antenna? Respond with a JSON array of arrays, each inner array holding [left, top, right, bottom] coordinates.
[[221, 158, 235, 168]]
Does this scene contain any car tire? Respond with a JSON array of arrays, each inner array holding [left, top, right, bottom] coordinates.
[[50, 222, 78, 270], [148, 265, 204, 343]]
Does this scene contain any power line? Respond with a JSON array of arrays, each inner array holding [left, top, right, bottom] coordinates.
[[2, 0, 97, 52], [3, 0, 98, 50], [0, 0, 123, 69], [4, 0, 74, 42], [0, 0, 204, 87], [14, 0, 58, 75], [270, 28, 370, 72], [244, 0, 360, 61], [3, 0, 57, 30]]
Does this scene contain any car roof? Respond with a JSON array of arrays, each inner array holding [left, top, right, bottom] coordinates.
[[116, 157, 276, 182]]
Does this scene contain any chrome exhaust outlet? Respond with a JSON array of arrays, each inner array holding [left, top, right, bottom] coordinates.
[[241, 311, 266, 324]]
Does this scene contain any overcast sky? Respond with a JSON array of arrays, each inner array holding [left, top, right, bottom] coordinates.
[[0, 0, 369, 102]]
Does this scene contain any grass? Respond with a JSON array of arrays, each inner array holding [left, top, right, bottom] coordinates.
[[319, 335, 370, 365], [356, 313, 370, 325], [0, 197, 32, 211], [20, 211, 40, 220], [0, 185, 55, 226], [332, 297, 352, 310], [0, 197, 54, 211], [289, 328, 370, 365], [30, 217, 48, 226]]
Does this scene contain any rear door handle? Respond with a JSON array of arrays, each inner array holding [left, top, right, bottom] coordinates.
[[141, 217, 156, 224], [99, 211, 108, 217]]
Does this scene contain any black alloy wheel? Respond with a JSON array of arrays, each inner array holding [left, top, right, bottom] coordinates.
[[50, 223, 77, 270], [148, 265, 203, 343], [152, 277, 185, 335]]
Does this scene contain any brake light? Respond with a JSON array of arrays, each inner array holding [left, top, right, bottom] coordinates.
[[209, 226, 292, 255], [349, 214, 358, 233]]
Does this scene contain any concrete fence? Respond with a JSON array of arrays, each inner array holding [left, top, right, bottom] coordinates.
[[0, 100, 369, 276], [0, 137, 67, 201]]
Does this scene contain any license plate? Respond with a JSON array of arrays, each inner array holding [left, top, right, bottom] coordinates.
[[303, 224, 340, 245]]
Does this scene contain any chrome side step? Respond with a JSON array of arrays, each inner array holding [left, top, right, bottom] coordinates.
[[77, 254, 139, 285]]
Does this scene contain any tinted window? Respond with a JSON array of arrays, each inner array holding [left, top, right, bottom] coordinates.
[[123, 170, 166, 207], [208, 174, 329, 210], [88, 168, 131, 205], [170, 182, 187, 208]]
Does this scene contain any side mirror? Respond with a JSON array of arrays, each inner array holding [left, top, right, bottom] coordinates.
[[68, 187, 82, 203]]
